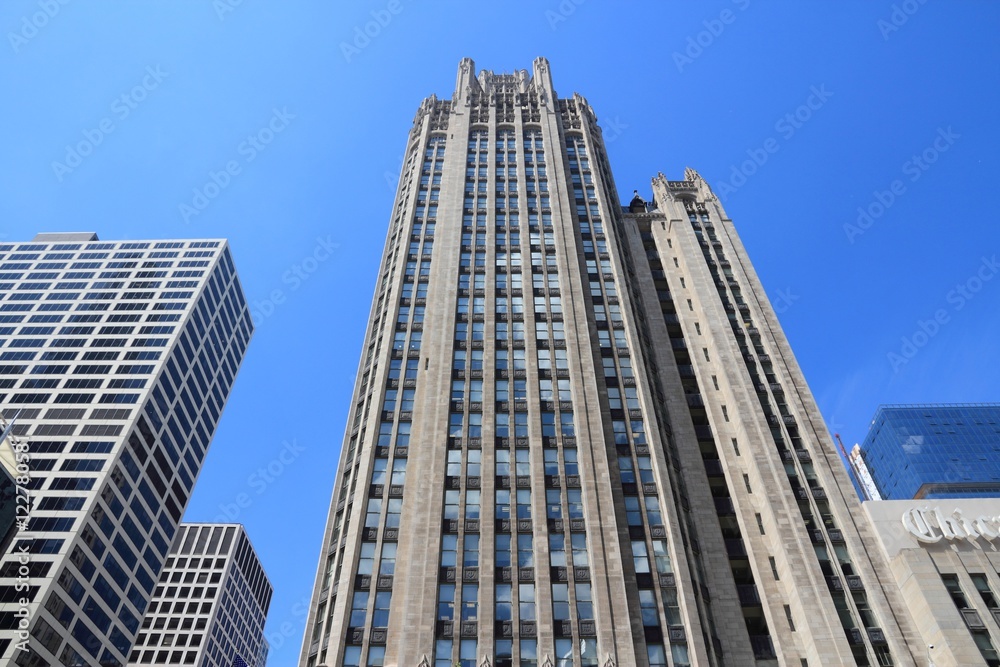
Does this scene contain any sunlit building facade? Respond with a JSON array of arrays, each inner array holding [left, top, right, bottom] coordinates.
[[857, 404, 1000, 499], [0, 233, 253, 667], [127, 523, 272, 667], [301, 59, 925, 667]]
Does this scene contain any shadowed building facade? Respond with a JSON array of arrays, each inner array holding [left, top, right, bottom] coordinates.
[[301, 59, 924, 667]]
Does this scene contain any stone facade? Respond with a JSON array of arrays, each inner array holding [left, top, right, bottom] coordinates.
[[301, 59, 927, 667]]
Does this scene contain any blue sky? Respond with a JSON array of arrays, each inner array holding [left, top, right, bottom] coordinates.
[[2, 1, 998, 663]]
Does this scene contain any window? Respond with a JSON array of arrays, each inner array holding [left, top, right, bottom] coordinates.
[[466, 450, 481, 477], [438, 584, 455, 620], [365, 500, 382, 528], [519, 584, 536, 621], [441, 535, 458, 567], [546, 490, 562, 519], [571, 533, 588, 566], [549, 534, 566, 567], [379, 543, 397, 576], [576, 583, 594, 620], [357, 542, 376, 575], [494, 448, 511, 476], [465, 489, 481, 519], [372, 591, 392, 628], [517, 534, 533, 568], [651, 540, 672, 574], [464, 535, 480, 568], [444, 490, 460, 520], [461, 584, 478, 621], [552, 584, 570, 620], [496, 534, 512, 568], [632, 540, 650, 573], [349, 591, 368, 626], [496, 490, 511, 519], [495, 584, 512, 621]]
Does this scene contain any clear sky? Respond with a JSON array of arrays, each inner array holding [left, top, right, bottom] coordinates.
[[2, 1, 998, 663]]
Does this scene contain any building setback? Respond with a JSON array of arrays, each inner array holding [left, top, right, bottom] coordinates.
[[0, 233, 253, 666], [300, 59, 924, 667], [128, 523, 272, 667]]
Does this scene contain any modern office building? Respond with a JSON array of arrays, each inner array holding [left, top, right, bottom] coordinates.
[[301, 59, 926, 667], [856, 404, 1000, 500], [0, 233, 253, 667], [127, 523, 272, 667]]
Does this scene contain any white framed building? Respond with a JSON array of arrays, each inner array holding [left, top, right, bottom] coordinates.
[[128, 523, 272, 667], [0, 233, 253, 666]]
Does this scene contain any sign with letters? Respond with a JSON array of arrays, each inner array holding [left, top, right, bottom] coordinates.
[[902, 507, 1000, 547]]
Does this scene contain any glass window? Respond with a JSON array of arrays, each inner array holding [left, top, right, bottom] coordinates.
[[460, 641, 477, 667], [441, 535, 458, 567], [519, 585, 536, 622], [435, 640, 453, 667], [517, 534, 533, 568], [651, 540, 672, 574], [546, 490, 562, 518], [496, 490, 511, 519], [465, 489, 481, 520], [496, 449, 510, 476], [571, 534, 588, 566], [372, 592, 391, 627], [357, 542, 376, 575], [464, 535, 480, 568], [379, 543, 397, 576], [349, 591, 368, 626], [496, 534, 512, 568], [632, 540, 650, 573], [555, 639, 573, 667], [576, 584, 594, 620], [516, 489, 531, 519], [549, 534, 566, 567], [444, 490, 460, 520], [462, 584, 478, 621], [437, 584, 455, 620], [495, 584, 512, 621]]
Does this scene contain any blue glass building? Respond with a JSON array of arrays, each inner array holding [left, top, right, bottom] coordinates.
[[858, 404, 1000, 499]]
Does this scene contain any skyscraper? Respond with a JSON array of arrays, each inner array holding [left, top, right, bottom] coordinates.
[[0, 233, 253, 667], [127, 523, 272, 667], [856, 404, 1000, 499], [301, 59, 923, 667]]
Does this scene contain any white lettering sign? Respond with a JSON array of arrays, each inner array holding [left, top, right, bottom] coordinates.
[[902, 507, 1000, 548]]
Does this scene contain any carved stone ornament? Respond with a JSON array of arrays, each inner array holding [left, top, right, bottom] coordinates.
[[417, 655, 430, 667], [542, 656, 554, 667], [479, 655, 492, 667], [603, 655, 616, 667]]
